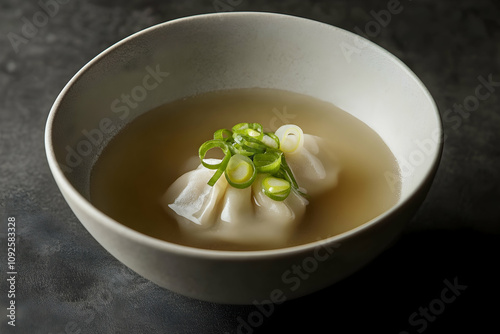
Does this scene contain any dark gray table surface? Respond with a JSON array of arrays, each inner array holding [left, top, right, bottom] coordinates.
[[1, 0, 499, 333]]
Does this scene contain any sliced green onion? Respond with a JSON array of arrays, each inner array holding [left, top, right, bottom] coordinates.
[[275, 124, 304, 153], [207, 156, 230, 186], [253, 151, 282, 174], [213, 129, 232, 141], [262, 176, 291, 201], [198, 140, 230, 169], [262, 132, 280, 149], [246, 129, 261, 138], [197, 122, 307, 201], [198, 139, 232, 186], [232, 122, 263, 135], [233, 134, 267, 153], [225, 154, 256, 189], [230, 143, 255, 157]]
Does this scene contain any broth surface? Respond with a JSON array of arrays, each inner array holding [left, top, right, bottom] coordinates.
[[90, 88, 401, 251]]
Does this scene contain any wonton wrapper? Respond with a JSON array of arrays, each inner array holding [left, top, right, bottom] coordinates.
[[285, 134, 340, 196]]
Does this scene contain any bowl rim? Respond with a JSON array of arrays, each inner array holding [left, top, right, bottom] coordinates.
[[45, 11, 443, 260]]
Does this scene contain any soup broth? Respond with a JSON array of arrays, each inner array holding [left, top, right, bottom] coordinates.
[[90, 88, 401, 251]]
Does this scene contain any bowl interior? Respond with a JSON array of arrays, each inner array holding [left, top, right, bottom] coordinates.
[[47, 12, 441, 236]]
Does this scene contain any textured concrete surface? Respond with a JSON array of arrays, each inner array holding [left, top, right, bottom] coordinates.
[[0, 0, 499, 333]]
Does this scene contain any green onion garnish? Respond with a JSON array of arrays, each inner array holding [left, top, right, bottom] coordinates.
[[233, 133, 267, 153], [197, 122, 305, 201], [275, 124, 304, 153], [213, 128, 233, 141], [262, 132, 280, 149], [262, 176, 291, 201], [225, 154, 256, 189], [253, 150, 282, 174], [232, 122, 263, 138], [198, 139, 231, 186]]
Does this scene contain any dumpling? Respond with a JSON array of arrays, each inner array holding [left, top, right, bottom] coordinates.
[[161, 124, 340, 248], [287, 134, 339, 196], [162, 159, 308, 247], [275, 125, 340, 196]]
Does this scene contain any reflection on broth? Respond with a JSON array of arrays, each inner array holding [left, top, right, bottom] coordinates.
[[90, 88, 401, 251]]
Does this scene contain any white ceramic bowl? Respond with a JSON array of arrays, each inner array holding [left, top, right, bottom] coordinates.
[[45, 12, 442, 304]]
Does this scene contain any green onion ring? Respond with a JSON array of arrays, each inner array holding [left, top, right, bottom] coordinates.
[[233, 134, 267, 153], [232, 122, 263, 135], [253, 151, 282, 174], [262, 132, 280, 149], [225, 154, 256, 189], [261, 176, 291, 201], [198, 140, 232, 186], [231, 143, 255, 156], [213, 129, 233, 141]]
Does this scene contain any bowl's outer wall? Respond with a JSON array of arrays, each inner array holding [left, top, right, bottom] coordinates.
[[62, 186, 423, 304], [47, 13, 442, 304]]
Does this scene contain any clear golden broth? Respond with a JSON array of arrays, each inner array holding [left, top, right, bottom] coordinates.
[[90, 88, 401, 251]]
